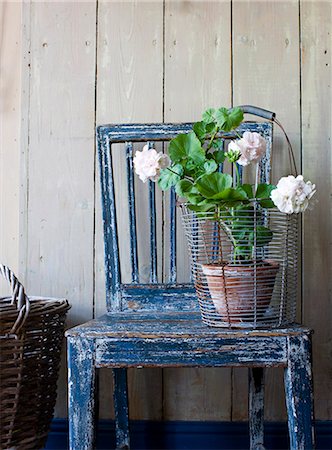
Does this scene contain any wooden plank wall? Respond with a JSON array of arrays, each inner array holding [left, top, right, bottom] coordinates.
[[0, 0, 331, 421], [0, 1, 21, 289]]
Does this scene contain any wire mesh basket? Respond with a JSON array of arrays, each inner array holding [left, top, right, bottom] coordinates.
[[0, 265, 70, 449], [181, 204, 298, 328]]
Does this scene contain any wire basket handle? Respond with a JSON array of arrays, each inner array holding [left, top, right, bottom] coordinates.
[[238, 104, 298, 176], [0, 264, 30, 335], [239, 105, 276, 121]]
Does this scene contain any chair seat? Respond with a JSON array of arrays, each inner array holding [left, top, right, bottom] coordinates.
[[66, 312, 310, 368]]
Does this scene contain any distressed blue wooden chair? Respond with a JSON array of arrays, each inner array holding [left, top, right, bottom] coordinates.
[[66, 106, 315, 450]]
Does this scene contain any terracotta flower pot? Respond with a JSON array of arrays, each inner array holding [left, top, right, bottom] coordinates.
[[201, 261, 279, 324]]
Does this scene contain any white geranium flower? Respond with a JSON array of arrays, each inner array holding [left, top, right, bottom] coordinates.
[[271, 175, 316, 214], [235, 131, 267, 166], [226, 140, 241, 163], [133, 145, 170, 183]]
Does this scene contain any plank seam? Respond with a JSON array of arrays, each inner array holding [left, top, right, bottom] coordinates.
[[19, 0, 32, 284], [93, 0, 99, 320], [230, 0, 234, 421], [230, 0, 234, 108], [162, 0, 166, 421], [298, 0, 304, 325]]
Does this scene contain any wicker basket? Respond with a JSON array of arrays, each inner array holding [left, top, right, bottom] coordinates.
[[0, 265, 70, 450]]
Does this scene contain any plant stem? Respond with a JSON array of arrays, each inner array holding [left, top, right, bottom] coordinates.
[[216, 207, 223, 264], [234, 163, 241, 187], [166, 167, 193, 182], [217, 214, 237, 251], [207, 129, 218, 150]]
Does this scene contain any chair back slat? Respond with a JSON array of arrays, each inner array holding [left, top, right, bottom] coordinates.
[[237, 163, 243, 183], [126, 142, 139, 284], [169, 187, 177, 283], [121, 284, 197, 311], [148, 179, 158, 283], [97, 121, 273, 312], [260, 128, 272, 183], [97, 136, 122, 310]]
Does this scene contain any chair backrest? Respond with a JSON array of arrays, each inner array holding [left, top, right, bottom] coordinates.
[[97, 112, 274, 313]]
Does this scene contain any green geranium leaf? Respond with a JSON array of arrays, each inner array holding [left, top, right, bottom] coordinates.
[[234, 246, 252, 259], [169, 132, 205, 165], [202, 108, 216, 124], [185, 159, 196, 172], [175, 179, 197, 197], [187, 203, 215, 214], [206, 122, 216, 134], [256, 183, 276, 199], [259, 199, 276, 208], [193, 121, 216, 145], [214, 150, 226, 164], [214, 107, 228, 128], [233, 204, 255, 217], [203, 160, 218, 174], [241, 184, 254, 199], [231, 224, 248, 242], [186, 193, 205, 205], [158, 164, 183, 191], [211, 186, 248, 201], [211, 137, 224, 150], [228, 107, 244, 129], [249, 226, 273, 247], [196, 172, 233, 198], [214, 107, 244, 132], [193, 121, 206, 143]]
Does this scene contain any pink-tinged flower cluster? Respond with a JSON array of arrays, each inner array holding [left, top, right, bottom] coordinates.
[[271, 175, 316, 214], [133, 145, 170, 183], [228, 131, 266, 166]]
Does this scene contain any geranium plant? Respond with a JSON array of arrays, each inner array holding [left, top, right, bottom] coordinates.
[[134, 106, 316, 263]]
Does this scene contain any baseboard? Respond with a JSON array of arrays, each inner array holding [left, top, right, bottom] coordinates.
[[45, 419, 332, 449]]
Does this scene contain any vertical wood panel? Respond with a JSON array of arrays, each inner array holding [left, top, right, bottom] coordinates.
[[15, 0, 332, 423], [163, 0, 232, 421], [95, 0, 164, 420], [301, 0, 332, 419], [22, 1, 97, 417], [232, 0, 301, 420], [0, 2, 21, 284]]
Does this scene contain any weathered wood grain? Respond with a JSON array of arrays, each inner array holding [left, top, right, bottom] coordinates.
[[0, 2, 21, 285], [67, 337, 96, 450], [163, 0, 233, 421], [232, 0, 301, 421], [301, 0, 332, 419], [249, 368, 265, 449], [67, 311, 310, 338], [121, 283, 197, 311], [95, 0, 164, 420], [95, 337, 287, 368], [113, 368, 130, 450], [21, 1, 97, 418], [284, 334, 315, 449]]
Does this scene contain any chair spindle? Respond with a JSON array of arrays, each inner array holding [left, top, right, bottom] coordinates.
[[126, 142, 139, 283]]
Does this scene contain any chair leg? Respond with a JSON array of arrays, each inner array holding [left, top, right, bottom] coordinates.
[[67, 337, 96, 450], [284, 334, 315, 450], [249, 367, 265, 450], [113, 368, 130, 449]]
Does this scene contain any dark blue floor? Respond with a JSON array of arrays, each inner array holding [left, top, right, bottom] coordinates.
[[45, 420, 332, 450]]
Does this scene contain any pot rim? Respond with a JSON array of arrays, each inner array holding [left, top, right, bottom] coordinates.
[[201, 260, 279, 277]]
